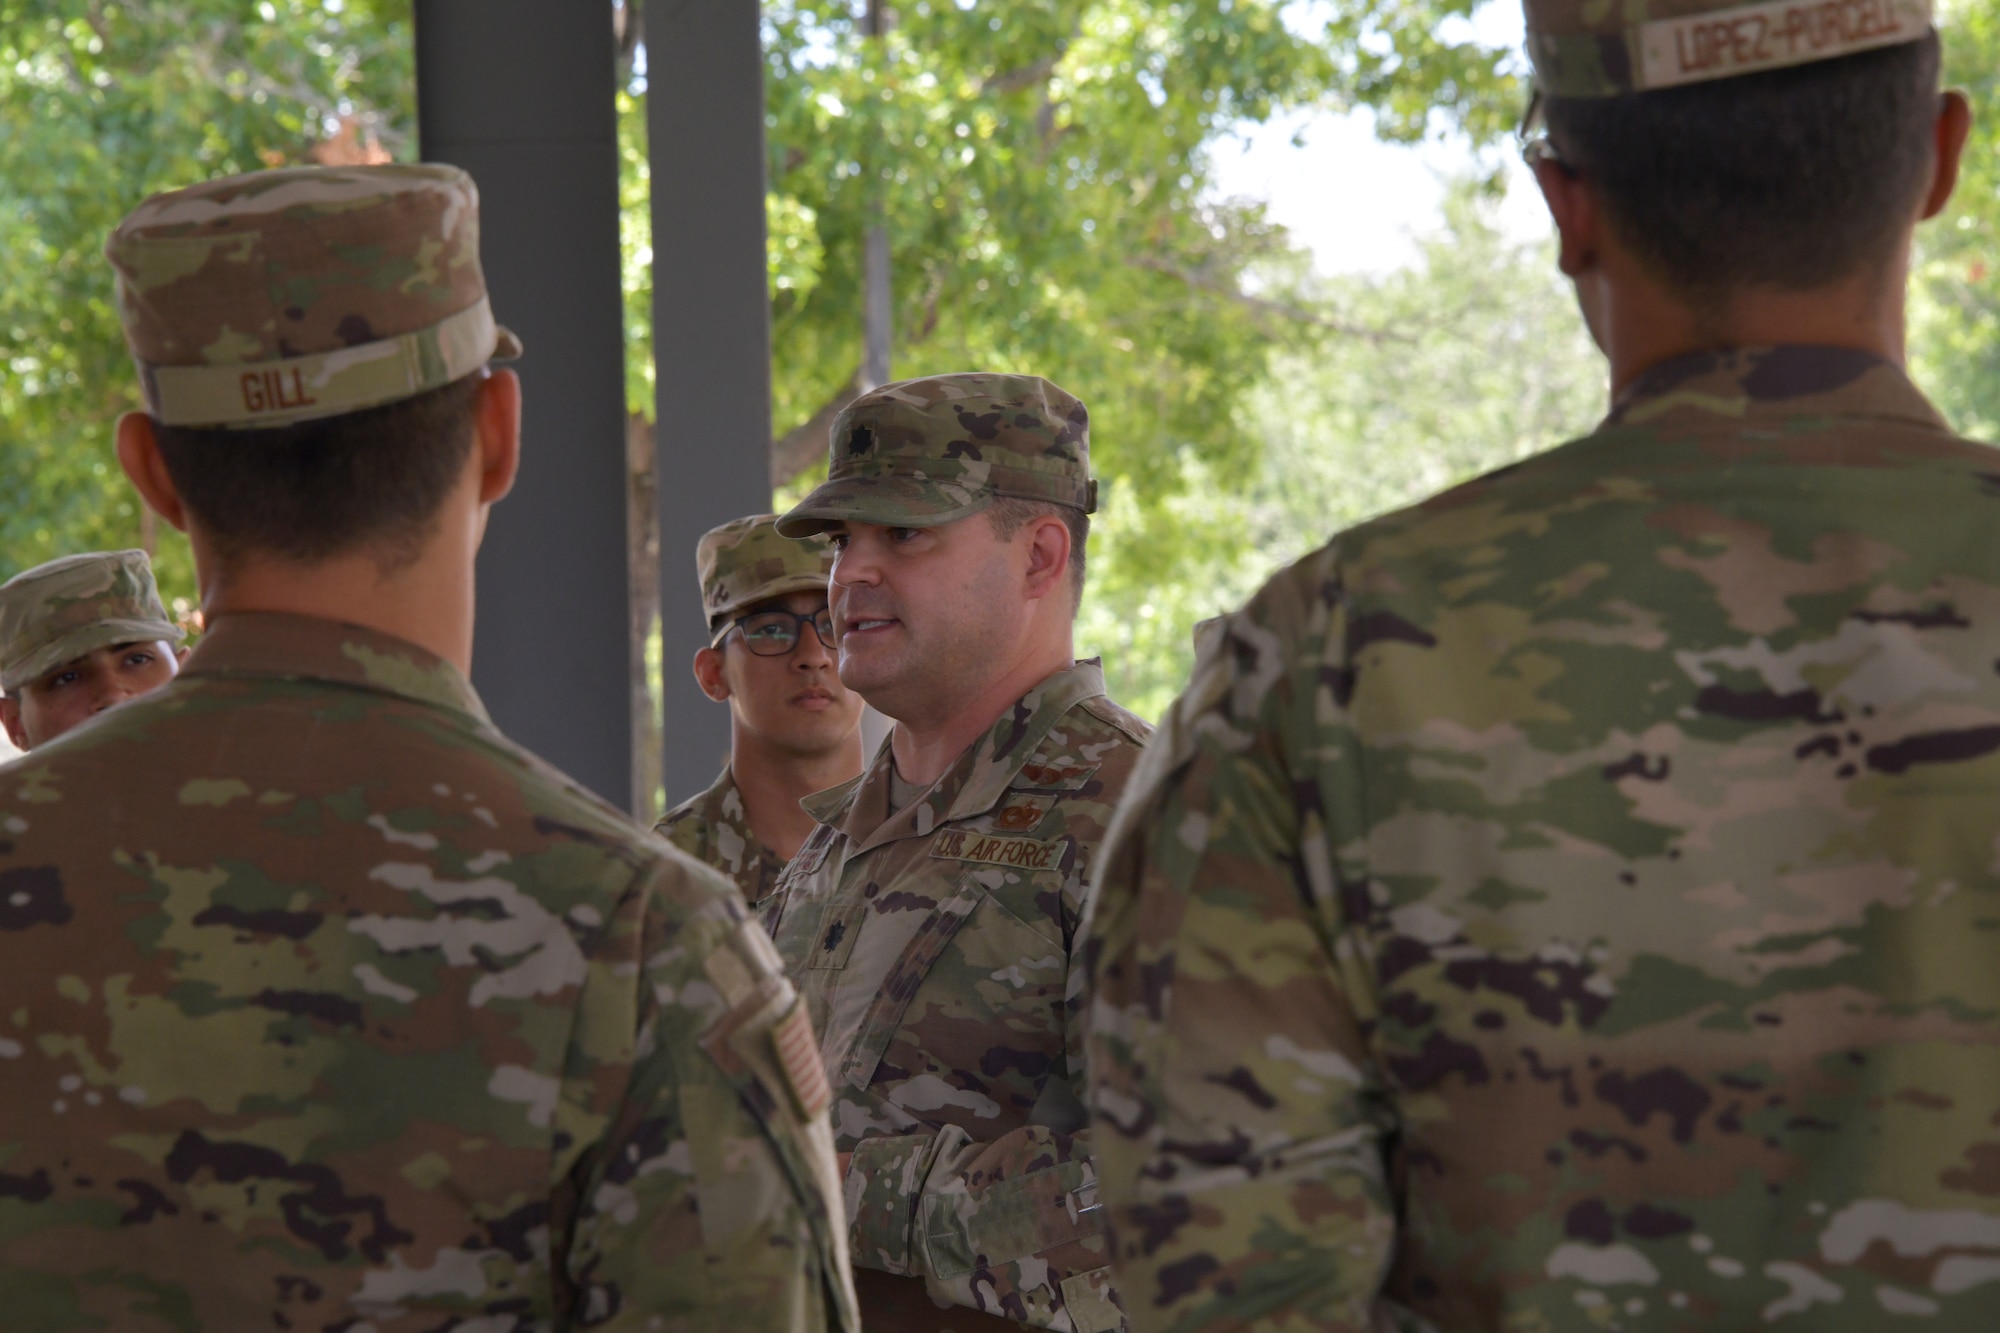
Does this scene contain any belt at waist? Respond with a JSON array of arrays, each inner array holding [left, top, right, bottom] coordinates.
[[853, 1268, 1037, 1333]]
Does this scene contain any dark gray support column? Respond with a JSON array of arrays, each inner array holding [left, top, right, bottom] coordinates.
[[415, 2, 632, 810], [648, 0, 775, 808]]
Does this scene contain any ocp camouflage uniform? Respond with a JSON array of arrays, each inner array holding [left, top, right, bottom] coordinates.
[[770, 661, 1147, 1332], [0, 163, 859, 1331], [774, 373, 1143, 1331], [1083, 346, 2000, 1329], [660, 765, 786, 916], [0, 614, 857, 1330]]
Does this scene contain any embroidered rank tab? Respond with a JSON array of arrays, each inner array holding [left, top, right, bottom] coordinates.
[[930, 829, 1062, 871], [771, 999, 831, 1120], [792, 829, 833, 876], [1017, 761, 1098, 790]]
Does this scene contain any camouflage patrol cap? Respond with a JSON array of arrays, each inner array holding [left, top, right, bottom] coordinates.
[[1525, 0, 1932, 97], [775, 372, 1097, 538], [106, 163, 521, 430], [697, 514, 835, 633], [0, 551, 185, 692]]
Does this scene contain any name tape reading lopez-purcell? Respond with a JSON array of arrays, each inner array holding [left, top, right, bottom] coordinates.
[[1638, 0, 1924, 89]]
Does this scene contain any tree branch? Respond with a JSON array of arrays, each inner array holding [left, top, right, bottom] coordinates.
[[771, 366, 867, 487], [1127, 254, 1410, 343], [983, 52, 1060, 97], [614, 0, 643, 84]]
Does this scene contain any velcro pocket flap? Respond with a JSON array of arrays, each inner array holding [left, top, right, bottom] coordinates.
[[918, 1154, 1101, 1278]]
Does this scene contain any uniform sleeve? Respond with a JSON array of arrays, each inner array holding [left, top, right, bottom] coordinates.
[[557, 856, 861, 1332], [1080, 568, 1400, 1333], [844, 901, 1123, 1332]]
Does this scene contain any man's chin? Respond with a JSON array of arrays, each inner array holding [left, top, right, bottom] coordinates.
[[770, 714, 864, 760], [836, 649, 901, 700]]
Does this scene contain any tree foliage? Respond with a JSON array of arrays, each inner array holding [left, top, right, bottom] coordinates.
[[1910, 0, 2000, 436], [1083, 180, 1605, 716], [0, 0, 415, 605], [734, 0, 1520, 711], [8, 0, 1999, 736]]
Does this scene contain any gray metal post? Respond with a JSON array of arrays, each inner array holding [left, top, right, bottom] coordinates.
[[414, 1, 632, 810], [649, 0, 775, 808]]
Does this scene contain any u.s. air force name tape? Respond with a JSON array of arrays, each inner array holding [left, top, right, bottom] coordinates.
[[930, 829, 1062, 870], [145, 297, 508, 429], [1529, 0, 1928, 97]]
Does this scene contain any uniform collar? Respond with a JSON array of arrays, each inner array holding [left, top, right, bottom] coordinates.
[[802, 659, 1109, 851], [1608, 345, 1950, 434], [182, 612, 489, 722]]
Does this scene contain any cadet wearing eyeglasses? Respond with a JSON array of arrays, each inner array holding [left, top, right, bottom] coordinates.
[[657, 514, 865, 918]]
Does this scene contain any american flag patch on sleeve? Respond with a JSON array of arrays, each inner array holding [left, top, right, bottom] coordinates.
[[771, 998, 832, 1120]]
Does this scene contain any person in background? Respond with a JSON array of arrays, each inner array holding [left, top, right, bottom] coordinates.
[[769, 372, 1148, 1332], [0, 549, 186, 751], [0, 162, 856, 1332], [659, 514, 864, 919], [1081, 1, 1999, 1327]]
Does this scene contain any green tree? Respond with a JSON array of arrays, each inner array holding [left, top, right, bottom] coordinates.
[[616, 0, 1521, 797], [0, 0, 415, 607], [1084, 179, 1605, 717], [1910, 0, 2000, 435], [738, 0, 1521, 714]]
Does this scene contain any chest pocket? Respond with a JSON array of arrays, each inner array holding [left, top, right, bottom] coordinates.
[[806, 900, 869, 969], [836, 880, 986, 1089]]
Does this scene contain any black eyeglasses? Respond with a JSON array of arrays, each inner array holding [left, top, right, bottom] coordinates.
[[715, 607, 836, 656], [1516, 85, 1571, 173]]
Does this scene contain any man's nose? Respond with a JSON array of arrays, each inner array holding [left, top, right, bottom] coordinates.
[[90, 681, 134, 713], [792, 622, 834, 668], [831, 545, 879, 586]]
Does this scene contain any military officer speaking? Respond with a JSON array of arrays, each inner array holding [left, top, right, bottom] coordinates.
[[658, 514, 864, 916], [1084, 2, 2000, 1330], [0, 164, 856, 1331], [771, 373, 1150, 1332], [0, 549, 187, 751]]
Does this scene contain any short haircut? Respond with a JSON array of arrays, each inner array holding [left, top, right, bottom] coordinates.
[[986, 497, 1088, 609], [152, 373, 483, 572], [1544, 34, 1941, 308]]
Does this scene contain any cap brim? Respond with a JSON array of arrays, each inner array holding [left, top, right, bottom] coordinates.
[[707, 571, 835, 627], [490, 324, 524, 362], [775, 476, 992, 538], [3, 618, 186, 692]]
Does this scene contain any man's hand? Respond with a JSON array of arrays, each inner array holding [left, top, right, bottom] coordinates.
[[837, 1152, 851, 1175]]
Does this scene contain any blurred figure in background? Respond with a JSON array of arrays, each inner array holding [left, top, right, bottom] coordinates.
[[0, 549, 186, 751]]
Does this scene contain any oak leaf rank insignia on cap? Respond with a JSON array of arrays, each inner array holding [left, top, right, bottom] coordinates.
[[776, 371, 1098, 538], [105, 163, 521, 430]]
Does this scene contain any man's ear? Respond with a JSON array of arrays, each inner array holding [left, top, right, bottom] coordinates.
[[1020, 514, 1072, 604], [0, 696, 27, 752], [1921, 89, 1975, 221], [474, 368, 523, 506], [115, 412, 189, 534], [1533, 156, 1600, 279], [692, 645, 732, 703]]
